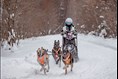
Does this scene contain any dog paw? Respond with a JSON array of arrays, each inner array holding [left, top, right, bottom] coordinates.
[[40, 68, 43, 72], [63, 66, 66, 69], [46, 70, 49, 72]]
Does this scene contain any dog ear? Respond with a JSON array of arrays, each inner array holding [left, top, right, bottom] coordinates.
[[54, 40, 56, 45], [58, 40, 60, 44], [37, 51, 39, 56], [54, 40, 56, 44]]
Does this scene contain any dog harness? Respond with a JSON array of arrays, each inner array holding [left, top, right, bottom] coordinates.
[[53, 47, 61, 55], [38, 54, 48, 65], [53, 47, 61, 59], [63, 53, 71, 64]]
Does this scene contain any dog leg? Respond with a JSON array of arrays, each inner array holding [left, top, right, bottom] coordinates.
[[63, 65, 66, 69], [71, 64, 73, 71], [63, 65, 67, 74], [44, 68, 46, 75], [59, 56, 61, 67], [40, 66, 44, 72], [59, 60, 61, 67], [43, 66, 47, 75], [65, 67, 67, 75], [56, 57, 59, 64], [46, 59, 50, 72], [40, 68, 43, 72]]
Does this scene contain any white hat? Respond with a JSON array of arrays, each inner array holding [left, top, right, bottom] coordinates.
[[65, 18, 73, 25]]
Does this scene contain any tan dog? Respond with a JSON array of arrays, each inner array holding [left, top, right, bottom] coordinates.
[[37, 47, 50, 75]]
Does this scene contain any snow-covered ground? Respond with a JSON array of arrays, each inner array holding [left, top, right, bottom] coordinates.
[[1, 34, 117, 79]]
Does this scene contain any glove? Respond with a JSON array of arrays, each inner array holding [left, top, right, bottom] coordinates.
[[73, 30, 77, 36], [74, 32, 77, 36], [61, 32, 64, 35], [61, 31, 66, 36], [61, 30, 64, 35]]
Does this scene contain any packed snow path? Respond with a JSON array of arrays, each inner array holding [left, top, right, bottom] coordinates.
[[1, 34, 117, 79]]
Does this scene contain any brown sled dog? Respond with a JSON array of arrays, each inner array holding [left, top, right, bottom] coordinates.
[[62, 47, 74, 75], [52, 40, 62, 66]]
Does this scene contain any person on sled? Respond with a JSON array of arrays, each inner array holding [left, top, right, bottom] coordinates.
[[61, 18, 78, 59], [61, 18, 77, 51]]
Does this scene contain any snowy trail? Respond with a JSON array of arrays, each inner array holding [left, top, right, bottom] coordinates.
[[1, 34, 117, 79]]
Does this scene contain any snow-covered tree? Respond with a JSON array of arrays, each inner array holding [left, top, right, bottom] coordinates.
[[2, 0, 18, 50], [98, 20, 108, 38]]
